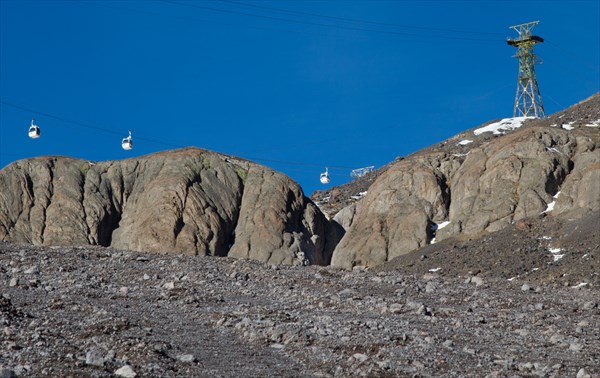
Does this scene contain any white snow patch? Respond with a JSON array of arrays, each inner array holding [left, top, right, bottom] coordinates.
[[457, 139, 473, 146], [508, 277, 518, 281], [350, 191, 367, 200], [474, 117, 533, 136], [431, 221, 451, 231], [430, 237, 437, 244], [585, 119, 600, 127], [546, 147, 564, 155], [571, 282, 588, 288], [542, 192, 560, 214], [532, 267, 539, 271], [539, 236, 552, 240], [429, 267, 442, 272], [452, 153, 469, 157], [561, 122, 575, 130], [582, 254, 588, 259], [548, 247, 564, 262], [543, 201, 556, 213]]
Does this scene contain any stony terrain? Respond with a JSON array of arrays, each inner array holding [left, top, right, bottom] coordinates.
[[1, 241, 598, 377]]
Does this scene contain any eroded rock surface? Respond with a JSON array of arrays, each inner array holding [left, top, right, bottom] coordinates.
[[0, 148, 331, 265], [329, 94, 599, 268]]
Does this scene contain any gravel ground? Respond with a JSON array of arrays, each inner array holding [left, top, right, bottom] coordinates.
[[1, 241, 598, 377]]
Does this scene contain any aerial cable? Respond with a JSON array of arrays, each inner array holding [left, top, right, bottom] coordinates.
[[219, 0, 506, 37], [76, 0, 317, 37], [0, 100, 180, 148], [0, 99, 360, 171], [159, 0, 503, 42], [546, 40, 600, 72]]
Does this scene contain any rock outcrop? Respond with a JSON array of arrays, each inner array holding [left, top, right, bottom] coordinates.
[[330, 94, 600, 269], [0, 148, 332, 265]]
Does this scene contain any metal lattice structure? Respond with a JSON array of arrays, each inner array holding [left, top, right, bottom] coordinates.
[[507, 21, 545, 118]]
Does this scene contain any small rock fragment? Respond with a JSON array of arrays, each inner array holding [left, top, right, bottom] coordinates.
[[114, 365, 136, 378]]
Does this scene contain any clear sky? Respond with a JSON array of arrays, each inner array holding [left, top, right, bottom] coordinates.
[[1, 0, 599, 195]]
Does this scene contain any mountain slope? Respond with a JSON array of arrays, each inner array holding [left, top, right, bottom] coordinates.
[[320, 93, 600, 269]]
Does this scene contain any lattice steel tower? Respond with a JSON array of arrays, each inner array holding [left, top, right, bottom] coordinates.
[[507, 21, 545, 118]]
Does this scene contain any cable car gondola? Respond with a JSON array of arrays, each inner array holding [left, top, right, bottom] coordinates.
[[121, 130, 133, 150], [28, 119, 40, 139], [320, 167, 330, 184]]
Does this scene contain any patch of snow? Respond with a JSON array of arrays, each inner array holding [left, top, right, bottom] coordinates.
[[542, 201, 556, 214], [546, 147, 564, 155], [561, 122, 575, 130], [542, 192, 560, 214], [539, 236, 552, 240], [508, 277, 518, 281], [350, 192, 367, 200], [431, 221, 451, 231], [550, 124, 557, 127], [474, 117, 533, 136], [452, 153, 469, 157], [582, 254, 588, 258], [571, 282, 588, 288], [585, 119, 600, 127], [429, 267, 441, 272], [321, 196, 330, 203], [548, 247, 564, 262], [457, 140, 473, 146], [430, 237, 436, 244], [532, 268, 539, 271]]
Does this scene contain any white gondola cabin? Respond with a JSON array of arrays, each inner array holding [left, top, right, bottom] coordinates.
[[320, 167, 330, 184], [122, 130, 133, 150], [28, 119, 40, 139]]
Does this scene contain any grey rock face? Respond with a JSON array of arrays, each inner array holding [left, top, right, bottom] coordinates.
[[0, 148, 331, 265], [332, 125, 599, 269], [449, 128, 576, 235], [331, 159, 450, 269], [227, 166, 331, 265]]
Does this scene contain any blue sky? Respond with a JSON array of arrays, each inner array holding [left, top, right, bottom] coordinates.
[[1, 1, 599, 195]]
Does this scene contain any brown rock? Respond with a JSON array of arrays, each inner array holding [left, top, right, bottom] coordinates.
[[0, 148, 331, 265]]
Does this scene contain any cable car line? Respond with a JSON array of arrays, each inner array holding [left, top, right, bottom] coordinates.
[[1, 99, 361, 174], [219, 0, 507, 37], [0, 100, 180, 148], [159, 0, 503, 42]]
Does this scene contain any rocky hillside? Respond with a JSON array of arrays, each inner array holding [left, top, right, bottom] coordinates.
[[1, 241, 598, 377], [1, 94, 598, 273], [317, 93, 600, 270], [0, 148, 334, 266]]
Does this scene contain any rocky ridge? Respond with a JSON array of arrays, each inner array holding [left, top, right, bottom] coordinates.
[[0, 94, 598, 274], [319, 93, 600, 269]]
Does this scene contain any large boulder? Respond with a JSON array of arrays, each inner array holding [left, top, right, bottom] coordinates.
[[0, 148, 332, 265], [331, 160, 450, 269], [448, 128, 575, 235]]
